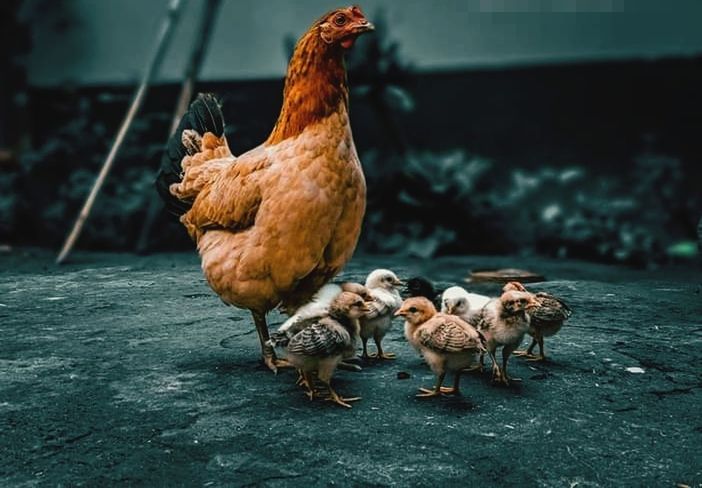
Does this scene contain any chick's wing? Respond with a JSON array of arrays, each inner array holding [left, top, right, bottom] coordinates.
[[419, 317, 483, 353], [287, 321, 349, 357]]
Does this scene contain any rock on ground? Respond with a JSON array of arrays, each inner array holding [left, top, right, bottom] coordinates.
[[1, 249, 701, 486]]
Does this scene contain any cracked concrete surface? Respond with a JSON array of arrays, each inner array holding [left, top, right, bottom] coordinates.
[[1, 249, 701, 486]]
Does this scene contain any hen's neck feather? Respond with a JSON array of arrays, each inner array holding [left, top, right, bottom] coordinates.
[[266, 26, 349, 145]]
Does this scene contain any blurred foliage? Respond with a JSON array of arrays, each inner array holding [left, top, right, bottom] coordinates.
[[359, 149, 700, 267]]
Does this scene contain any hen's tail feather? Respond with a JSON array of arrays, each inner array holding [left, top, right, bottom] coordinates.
[[155, 93, 225, 216]]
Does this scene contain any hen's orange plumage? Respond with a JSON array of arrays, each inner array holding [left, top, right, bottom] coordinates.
[[156, 6, 374, 372]]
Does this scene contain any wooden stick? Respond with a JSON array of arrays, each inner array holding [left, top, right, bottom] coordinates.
[[135, 0, 222, 254], [56, 0, 184, 264]]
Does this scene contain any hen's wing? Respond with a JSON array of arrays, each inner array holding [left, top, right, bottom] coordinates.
[[182, 146, 271, 236], [287, 321, 349, 357], [418, 317, 484, 353]]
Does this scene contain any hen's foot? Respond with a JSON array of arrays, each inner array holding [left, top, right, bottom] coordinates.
[[263, 355, 293, 374]]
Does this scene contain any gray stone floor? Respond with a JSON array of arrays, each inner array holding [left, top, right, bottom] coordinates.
[[1, 249, 700, 486]]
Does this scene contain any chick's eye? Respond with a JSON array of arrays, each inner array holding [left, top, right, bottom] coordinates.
[[334, 14, 347, 26], [408, 307, 418, 313]]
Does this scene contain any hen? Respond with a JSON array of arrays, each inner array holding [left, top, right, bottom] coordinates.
[[503, 281, 572, 361], [156, 7, 374, 372], [396, 297, 486, 398]]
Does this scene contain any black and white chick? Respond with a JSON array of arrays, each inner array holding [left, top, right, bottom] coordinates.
[[286, 291, 368, 408], [503, 281, 572, 362]]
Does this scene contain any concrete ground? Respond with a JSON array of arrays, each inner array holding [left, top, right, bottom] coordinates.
[[1, 248, 701, 487]]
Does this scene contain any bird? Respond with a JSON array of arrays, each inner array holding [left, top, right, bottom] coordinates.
[[155, 7, 374, 373], [502, 281, 572, 362], [395, 297, 486, 398], [440, 285, 491, 321], [285, 291, 368, 408], [358, 269, 404, 361], [467, 289, 539, 385], [267, 281, 370, 349], [404, 276, 442, 309]]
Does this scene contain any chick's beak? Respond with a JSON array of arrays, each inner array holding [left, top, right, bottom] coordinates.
[[394, 309, 405, 317], [392, 278, 405, 287], [447, 305, 455, 315]]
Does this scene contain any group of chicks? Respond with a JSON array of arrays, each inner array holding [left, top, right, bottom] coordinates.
[[268, 270, 571, 408]]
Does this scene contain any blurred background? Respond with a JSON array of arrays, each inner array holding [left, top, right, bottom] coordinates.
[[1, 0, 701, 267]]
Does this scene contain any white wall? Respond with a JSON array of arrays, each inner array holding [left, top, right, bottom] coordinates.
[[23, 0, 702, 87]]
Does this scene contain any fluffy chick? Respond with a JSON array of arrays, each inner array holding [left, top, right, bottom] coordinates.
[[468, 290, 539, 385], [396, 297, 486, 397], [359, 269, 404, 360], [503, 281, 572, 361], [440, 286, 491, 321], [286, 291, 367, 408], [268, 282, 370, 348], [404, 276, 442, 309]]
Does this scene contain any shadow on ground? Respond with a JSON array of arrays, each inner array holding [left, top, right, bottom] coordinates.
[[1, 249, 701, 486]]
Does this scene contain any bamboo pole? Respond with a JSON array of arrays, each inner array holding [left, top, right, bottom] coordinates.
[[135, 0, 222, 254], [56, 0, 185, 264]]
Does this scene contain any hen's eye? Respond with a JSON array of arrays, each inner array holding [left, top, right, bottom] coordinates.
[[408, 307, 418, 313], [334, 14, 347, 26]]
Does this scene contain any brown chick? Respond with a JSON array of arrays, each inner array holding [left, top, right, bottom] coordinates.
[[156, 7, 375, 373], [468, 290, 539, 385], [286, 292, 367, 408], [503, 282, 572, 361], [396, 297, 486, 398]]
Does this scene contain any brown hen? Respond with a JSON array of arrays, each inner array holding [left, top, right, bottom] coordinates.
[[156, 6, 374, 372]]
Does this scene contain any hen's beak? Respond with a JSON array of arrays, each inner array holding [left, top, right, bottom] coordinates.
[[353, 19, 375, 34]]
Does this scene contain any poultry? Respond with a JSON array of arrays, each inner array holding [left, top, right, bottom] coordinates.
[[404, 276, 442, 309], [440, 286, 491, 321], [286, 291, 368, 408], [467, 290, 539, 385], [267, 281, 370, 349], [502, 281, 572, 361], [155, 7, 374, 373], [395, 297, 486, 397], [359, 269, 404, 361]]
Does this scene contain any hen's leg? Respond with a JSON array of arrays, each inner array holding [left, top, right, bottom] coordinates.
[[252, 311, 292, 374]]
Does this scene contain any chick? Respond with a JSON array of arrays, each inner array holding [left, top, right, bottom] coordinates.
[[468, 290, 539, 385], [286, 292, 368, 408], [396, 297, 486, 397], [503, 282, 572, 362], [359, 269, 404, 360], [268, 282, 370, 348], [404, 276, 442, 309], [440, 286, 491, 321]]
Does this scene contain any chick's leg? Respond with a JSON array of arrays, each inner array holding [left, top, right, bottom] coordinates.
[[360, 337, 370, 361], [370, 334, 396, 360], [514, 336, 537, 357], [252, 311, 292, 373], [417, 372, 447, 397], [500, 343, 522, 385], [526, 335, 547, 362], [318, 362, 360, 408]]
